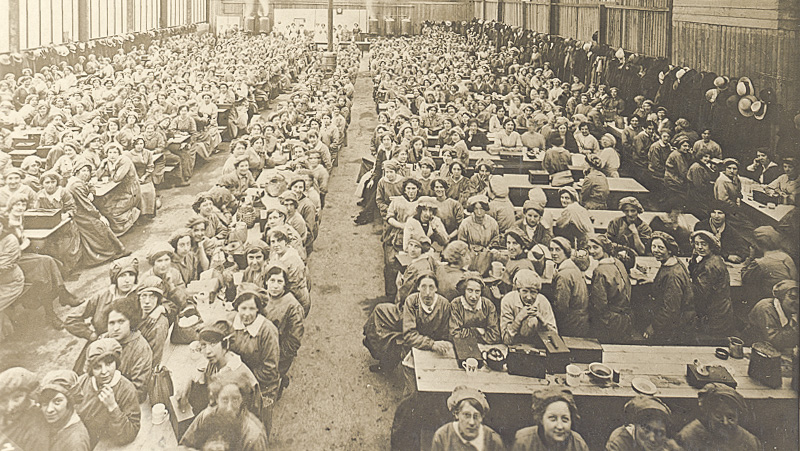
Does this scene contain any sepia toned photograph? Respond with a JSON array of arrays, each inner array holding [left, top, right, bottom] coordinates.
[[0, 0, 797, 449]]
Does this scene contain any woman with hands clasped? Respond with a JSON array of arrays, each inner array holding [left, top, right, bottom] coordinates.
[[500, 269, 557, 345]]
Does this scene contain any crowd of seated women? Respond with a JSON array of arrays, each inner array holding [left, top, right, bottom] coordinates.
[[0, 24, 360, 450], [359, 25, 797, 449], [0, 27, 332, 339]]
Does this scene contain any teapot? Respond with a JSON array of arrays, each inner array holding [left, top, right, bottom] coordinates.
[[482, 347, 506, 372]]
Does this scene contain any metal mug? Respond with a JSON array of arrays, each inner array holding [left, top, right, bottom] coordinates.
[[729, 336, 744, 359]]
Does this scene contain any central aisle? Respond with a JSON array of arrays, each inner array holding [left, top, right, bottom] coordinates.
[[268, 54, 403, 450]]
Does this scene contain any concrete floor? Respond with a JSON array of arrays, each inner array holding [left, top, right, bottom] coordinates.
[[0, 55, 404, 450]]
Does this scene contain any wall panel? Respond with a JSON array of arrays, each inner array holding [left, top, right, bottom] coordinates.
[[0, 0, 9, 52]]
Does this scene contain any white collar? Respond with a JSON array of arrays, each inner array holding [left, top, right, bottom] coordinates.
[[451, 422, 485, 451], [220, 353, 244, 372], [233, 314, 266, 337], [461, 297, 483, 312], [419, 296, 437, 314], [91, 370, 121, 391], [773, 298, 789, 328], [59, 411, 82, 433], [42, 186, 64, 203]]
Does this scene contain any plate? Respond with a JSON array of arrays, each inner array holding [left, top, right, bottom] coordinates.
[[631, 377, 657, 395]]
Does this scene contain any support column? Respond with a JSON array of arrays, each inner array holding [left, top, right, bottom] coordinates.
[[78, 0, 90, 41], [9, 0, 20, 51], [187, 0, 193, 25], [160, 0, 169, 28], [127, 0, 136, 31]]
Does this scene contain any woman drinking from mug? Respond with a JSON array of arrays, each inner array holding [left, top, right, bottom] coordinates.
[[431, 386, 505, 451]]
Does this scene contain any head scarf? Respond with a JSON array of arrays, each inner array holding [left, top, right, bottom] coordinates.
[[531, 387, 578, 424], [488, 175, 509, 198], [146, 242, 176, 265], [587, 234, 615, 256], [137, 275, 166, 297], [442, 240, 470, 265], [86, 337, 122, 371], [618, 196, 644, 213], [772, 279, 799, 299], [457, 271, 486, 293], [623, 396, 672, 425], [447, 386, 490, 414], [550, 236, 573, 258], [698, 383, 747, 414], [651, 231, 680, 256], [690, 230, 721, 254], [0, 367, 39, 398], [109, 256, 139, 285], [522, 199, 545, 215], [38, 369, 82, 405], [513, 269, 541, 289], [558, 186, 579, 203]]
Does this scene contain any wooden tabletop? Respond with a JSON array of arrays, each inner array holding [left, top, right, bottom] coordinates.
[[413, 344, 794, 400], [520, 209, 699, 233], [632, 256, 743, 286], [502, 173, 649, 193], [91, 178, 121, 197], [741, 197, 794, 223], [24, 217, 72, 241]]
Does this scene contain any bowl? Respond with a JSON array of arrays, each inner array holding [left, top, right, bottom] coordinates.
[[588, 362, 613, 381]]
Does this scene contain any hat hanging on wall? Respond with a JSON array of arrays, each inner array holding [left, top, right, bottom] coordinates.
[[750, 100, 767, 120], [736, 77, 754, 96], [738, 95, 757, 117]]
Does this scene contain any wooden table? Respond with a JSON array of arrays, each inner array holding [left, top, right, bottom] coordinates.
[[432, 150, 585, 176], [91, 178, 121, 197], [502, 174, 648, 194], [741, 197, 794, 224], [513, 208, 699, 233], [501, 174, 649, 207], [632, 256, 743, 286], [413, 344, 794, 399], [24, 217, 72, 253]]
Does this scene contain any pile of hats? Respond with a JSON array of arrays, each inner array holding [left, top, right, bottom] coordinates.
[[705, 75, 774, 121]]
